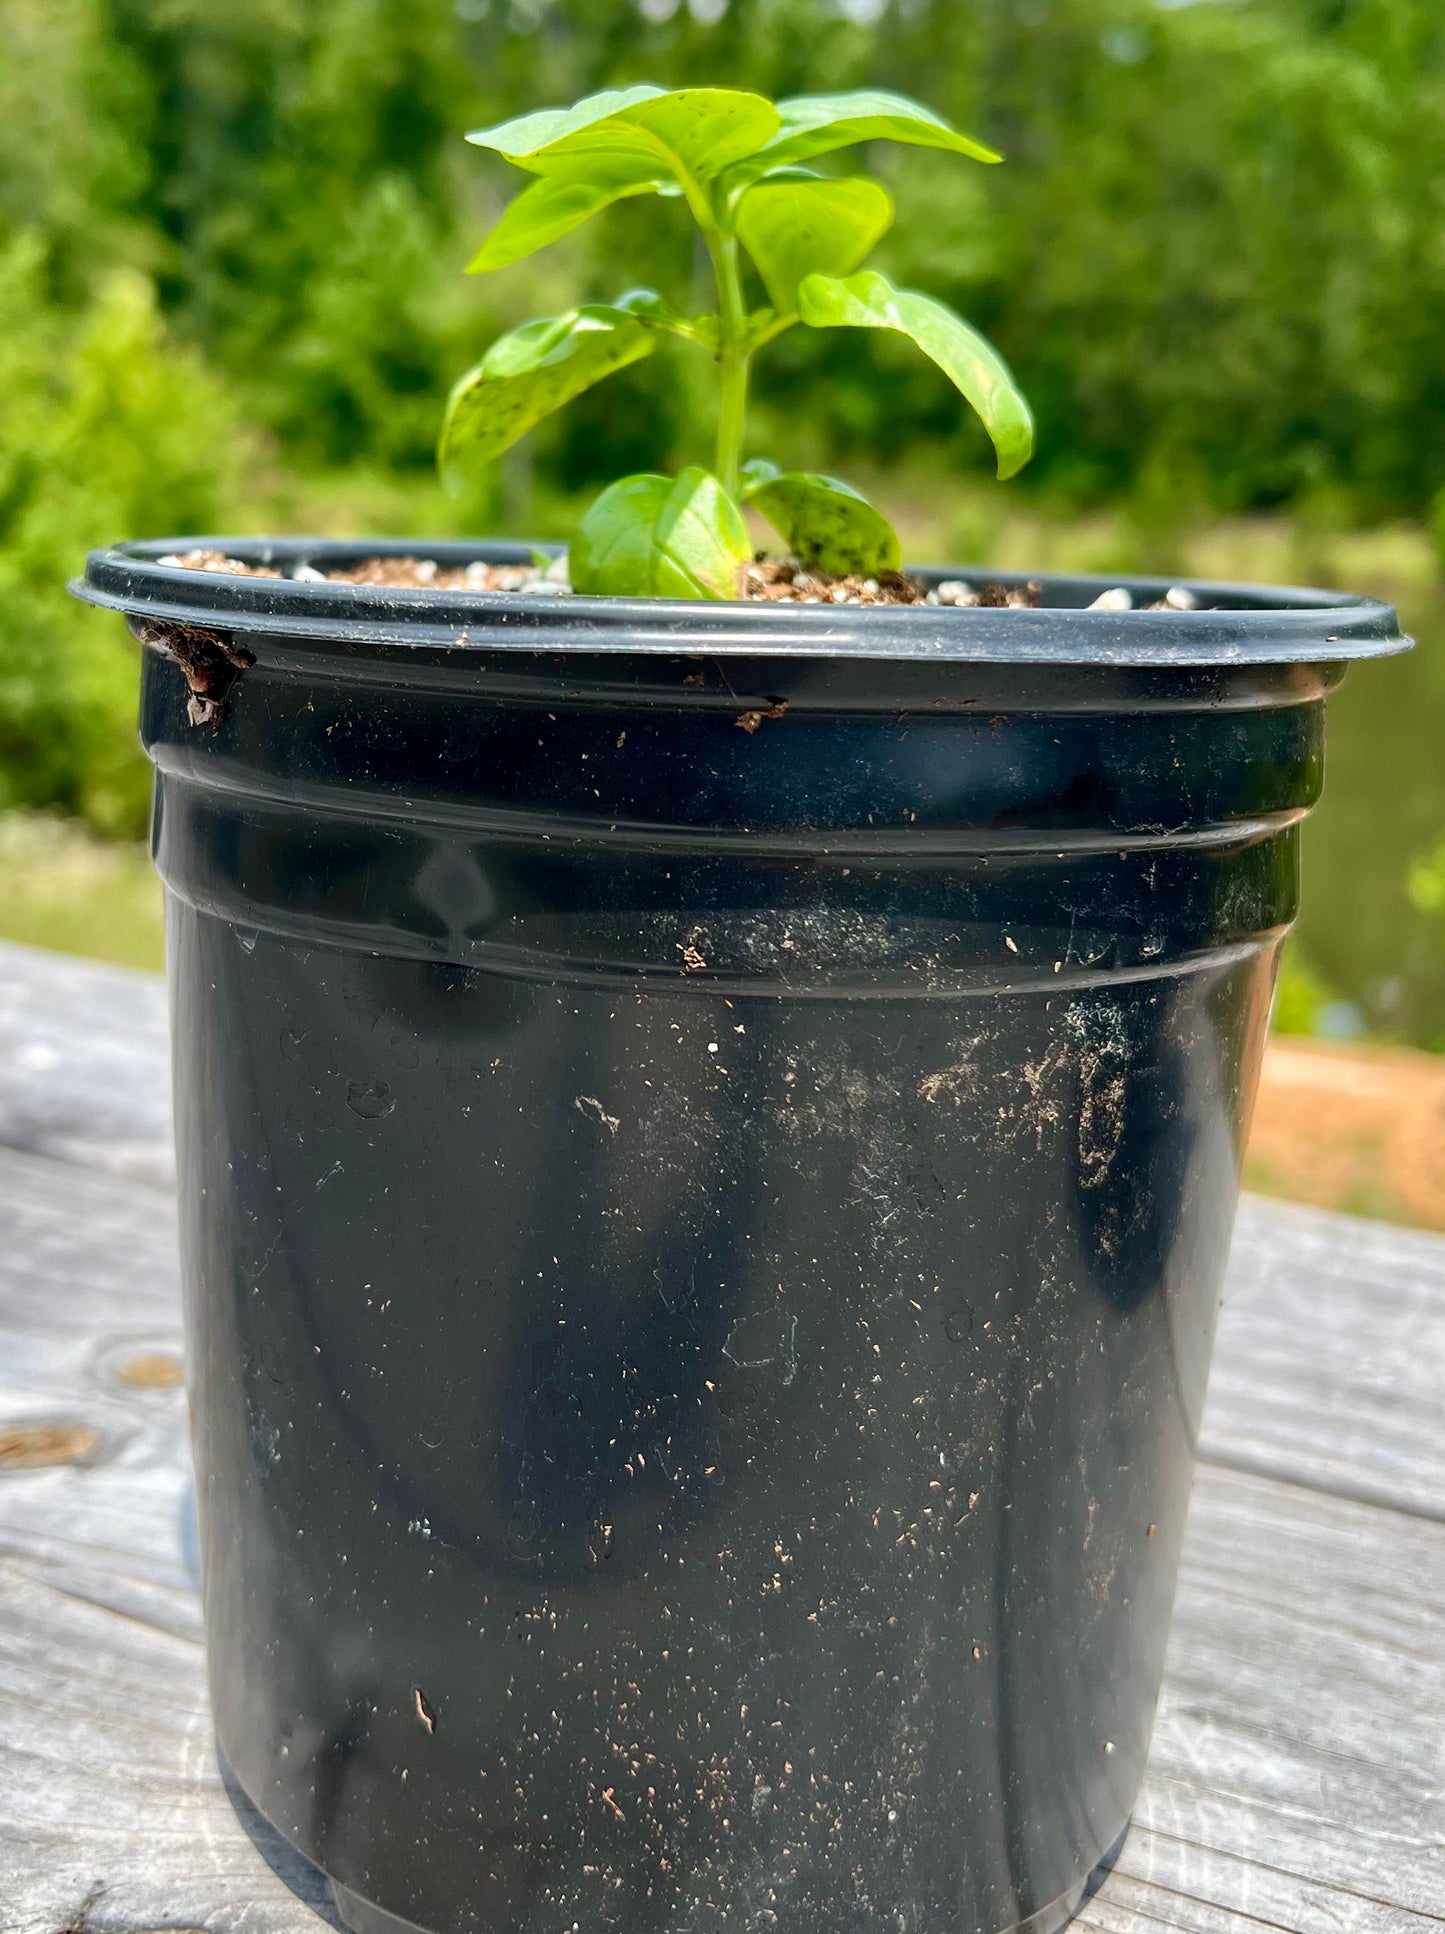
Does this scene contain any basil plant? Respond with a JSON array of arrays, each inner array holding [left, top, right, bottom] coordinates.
[[440, 86, 1033, 600]]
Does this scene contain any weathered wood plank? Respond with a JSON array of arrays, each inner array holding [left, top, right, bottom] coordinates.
[[0, 1146, 326, 1933], [0, 1150, 189, 1601], [1202, 1199, 1445, 1520], [0, 1557, 334, 1934], [0, 941, 171, 1185], [1110, 1470, 1445, 1927]]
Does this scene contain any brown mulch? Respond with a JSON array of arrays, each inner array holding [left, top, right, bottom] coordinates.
[[1247, 1039, 1445, 1232]]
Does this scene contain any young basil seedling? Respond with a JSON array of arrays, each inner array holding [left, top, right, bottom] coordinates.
[[441, 86, 1034, 599]]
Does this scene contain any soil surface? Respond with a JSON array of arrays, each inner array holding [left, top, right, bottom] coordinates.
[[1248, 1038, 1445, 1231], [159, 548, 284, 579], [744, 560, 928, 604], [154, 549, 1047, 607], [154, 551, 1210, 612], [158, 548, 550, 593], [742, 561, 1043, 606], [325, 556, 551, 592]]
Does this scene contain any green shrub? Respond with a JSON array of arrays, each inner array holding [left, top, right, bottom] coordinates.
[[0, 237, 240, 833]]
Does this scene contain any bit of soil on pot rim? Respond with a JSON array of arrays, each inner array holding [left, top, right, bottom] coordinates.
[[156, 549, 1060, 607], [135, 613, 254, 727]]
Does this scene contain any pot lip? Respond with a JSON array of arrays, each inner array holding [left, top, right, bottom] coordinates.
[[73, 536, 1412, 667]]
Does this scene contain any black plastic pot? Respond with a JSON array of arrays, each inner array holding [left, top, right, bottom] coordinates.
[[75, 541, 1406, 1934]]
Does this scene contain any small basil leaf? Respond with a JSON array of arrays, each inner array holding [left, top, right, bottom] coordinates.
[[468, 87, 779, 191], [438, 303, 659, 486], [623, 90, 781, 180], [797, 269, 1034, 480], [570, 468, 751, 600], [729, 89, 1000, 185], [466, 87, 666, 168], [741, 468, 901, 575], [735, 174, 893, 313], [468, 170, 668, 272]]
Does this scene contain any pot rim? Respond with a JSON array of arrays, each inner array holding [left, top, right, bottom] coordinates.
[[73, 536, 1411, 668]]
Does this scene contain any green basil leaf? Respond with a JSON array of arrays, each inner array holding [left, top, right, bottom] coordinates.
[[570, 468, 751, 600], [466, 87, 666, 169], [728, 89, 1000, 186], [740, 463, 901, 575], [468, 169, 669, 272], [735, 174, 893, 313], [439, 301, 662, 486], [797, 269, 1034, 480], [467, 87, 779, 192], [621, 90, 782, 181]]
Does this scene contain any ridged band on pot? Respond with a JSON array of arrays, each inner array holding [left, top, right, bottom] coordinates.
[[74, 542, 1407, 1934]]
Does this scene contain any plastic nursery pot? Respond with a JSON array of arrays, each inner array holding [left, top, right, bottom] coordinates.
[[74, 540, 1406, 1934]]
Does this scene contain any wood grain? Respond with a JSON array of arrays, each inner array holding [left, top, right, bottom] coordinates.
[[1, 952, 1442, 1934], [0, 942, 171, 1186], [1108, 1469, 1445, 1930], [1203, 1199, 1445, 1520]]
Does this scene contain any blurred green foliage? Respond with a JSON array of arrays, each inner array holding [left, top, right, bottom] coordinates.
[[9, 0, 1445, 504], [1271, 938, 1338, 1038], [1409, 834, 1445, 922], [2, 0, 1445, 833], [0, 236, 240, 829]]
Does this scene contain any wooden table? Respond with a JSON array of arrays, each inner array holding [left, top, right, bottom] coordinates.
[[0, 939, 1440, 1934]]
